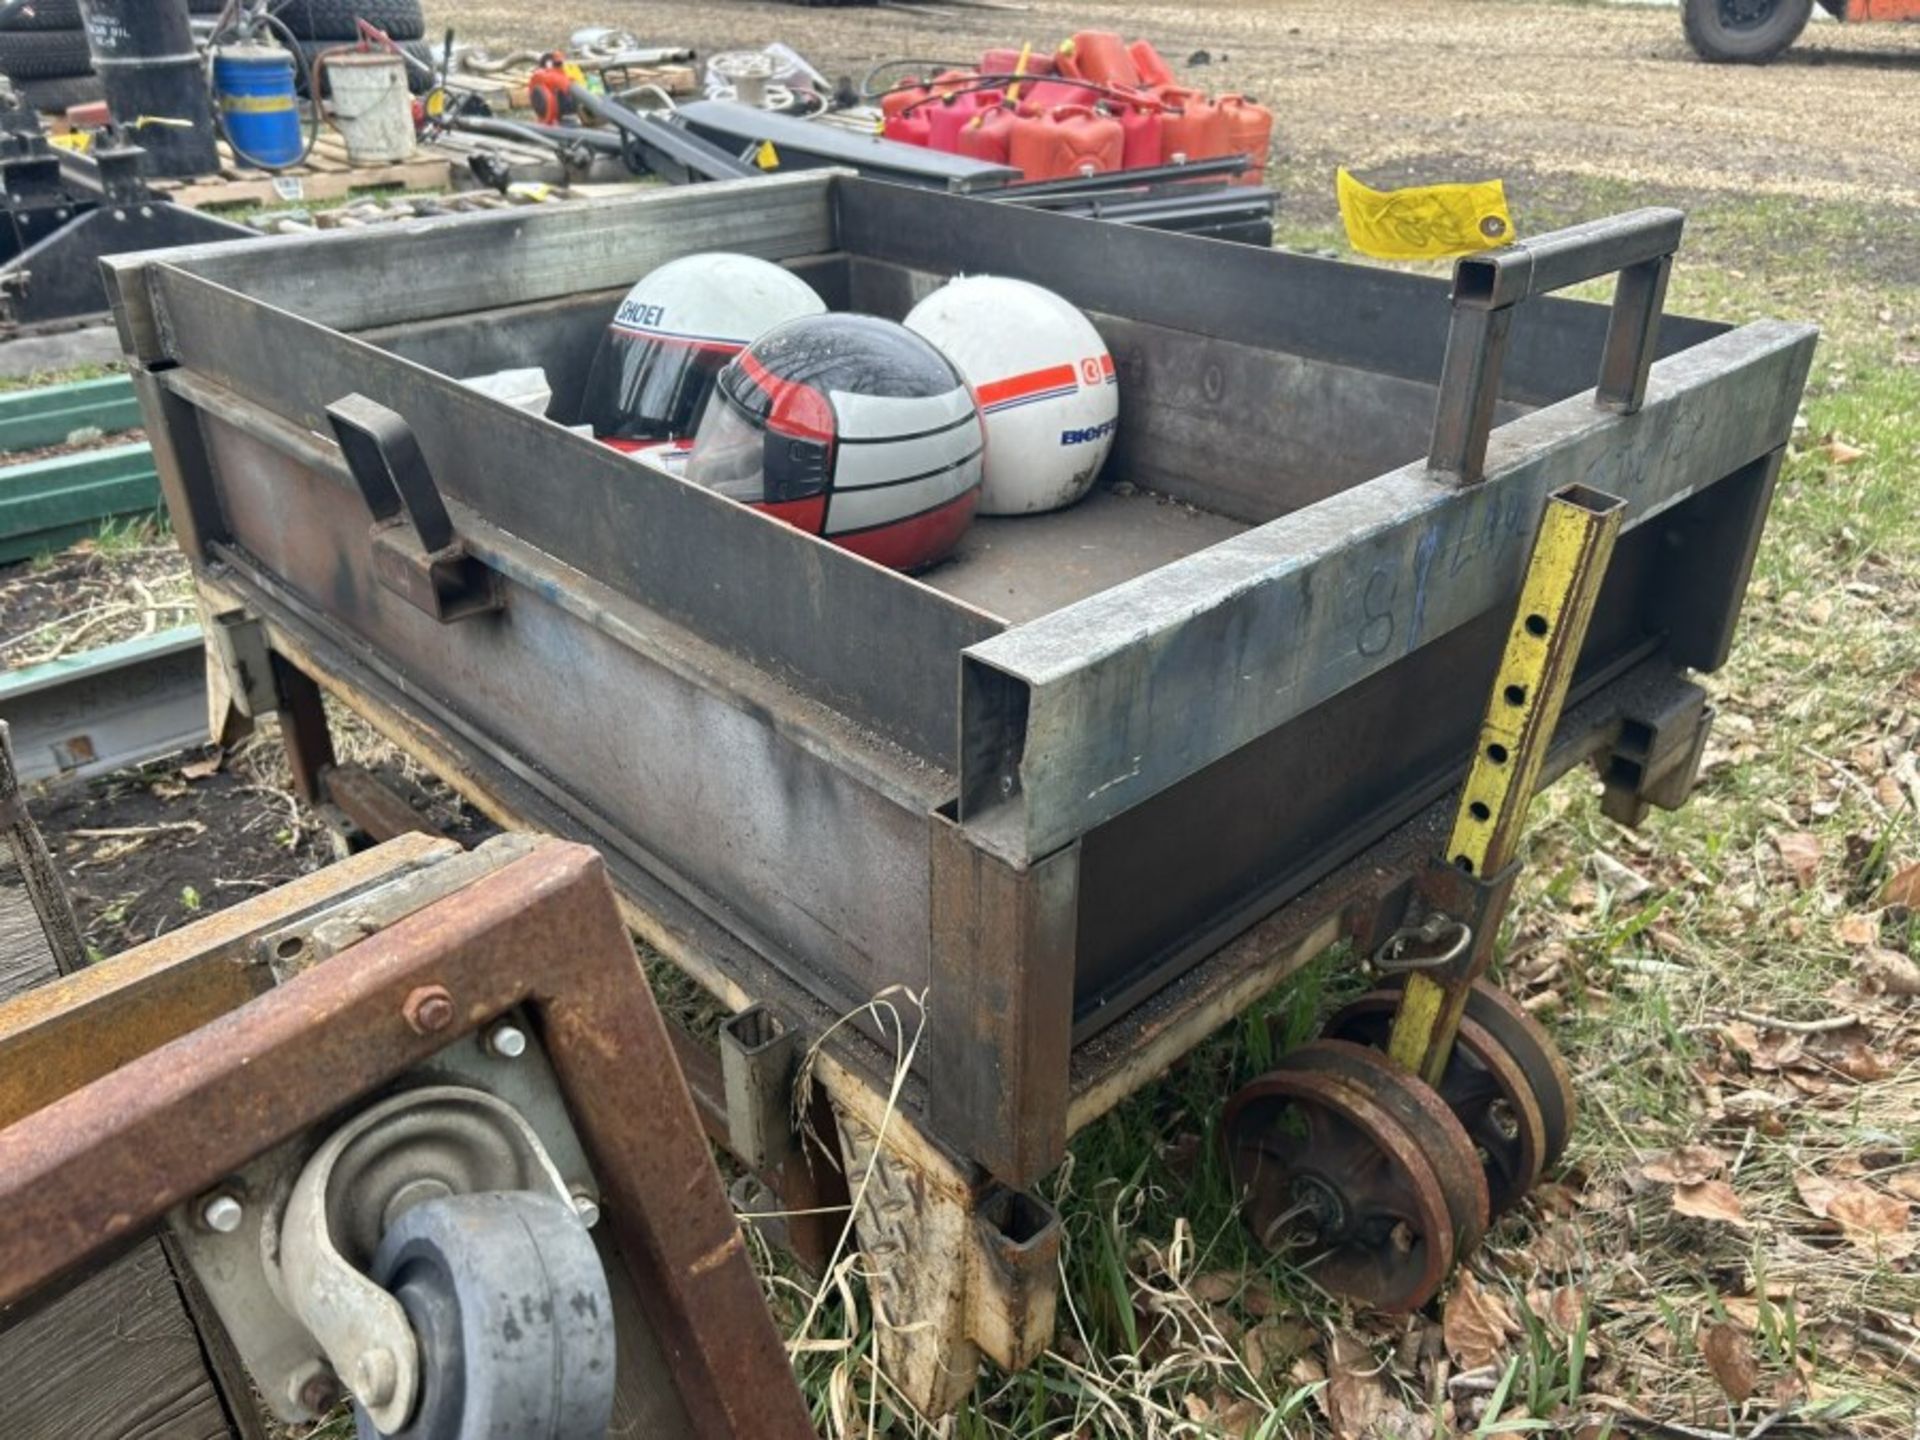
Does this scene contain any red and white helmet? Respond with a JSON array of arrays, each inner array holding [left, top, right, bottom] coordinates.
[[581, 252, 825, 449], [687, 314, 984, 573], [905, 275, 1118, 515]]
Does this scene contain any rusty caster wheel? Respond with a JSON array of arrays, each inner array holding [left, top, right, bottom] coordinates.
[[1221, 1041, 1486, 1313], [1324, 980, 1577, 1216]]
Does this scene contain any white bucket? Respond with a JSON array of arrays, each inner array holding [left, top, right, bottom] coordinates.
[[326, 52, 413, 164]]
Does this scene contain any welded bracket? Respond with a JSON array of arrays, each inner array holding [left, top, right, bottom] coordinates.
[[206, 609, 277, 719], [719, 1004, 799, 1172], [325, 394, 500, 623], [1597, 682, 1713, 828]]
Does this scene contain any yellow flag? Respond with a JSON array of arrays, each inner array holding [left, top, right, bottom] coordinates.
[[1336, 168, 1515, 262]]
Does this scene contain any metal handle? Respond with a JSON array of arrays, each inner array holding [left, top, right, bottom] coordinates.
[[1428, 207, 1684, 486]]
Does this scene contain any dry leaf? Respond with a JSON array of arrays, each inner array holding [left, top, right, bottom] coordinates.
[[1701, 1321, 1759, 1404], [1326, 1333, 1388, 1440], [1673, 1179, 1748, 1226], [179, 751, 224, 781], [1443, 1271, 1516, 1371], [1836, 913, 1880, 947], [1775, 831, 1822, 886], [1826, 1183, 1913, 1254], [1189, 1271, 1238, 1303], [1883, 861, 1920, 909], [1887, 1173, 1920, 1205], [1643, 1144, 1725, 1187], [1822, 439, 1866, 465]]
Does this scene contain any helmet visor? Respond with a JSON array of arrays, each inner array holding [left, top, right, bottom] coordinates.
[[685, 392, 769, 501], [580, 326, 738, 443]]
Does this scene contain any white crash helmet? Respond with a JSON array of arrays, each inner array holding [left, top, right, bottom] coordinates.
[[904, 275, 1118, 515], [581, 252, 826, 448], [687, 313, 984, 573]]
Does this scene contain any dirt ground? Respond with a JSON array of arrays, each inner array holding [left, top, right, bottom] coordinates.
[[445, 0, 1920, 222]]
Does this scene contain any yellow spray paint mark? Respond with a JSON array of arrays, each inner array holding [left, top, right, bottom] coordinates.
[[1336, 167, 1514, 261]]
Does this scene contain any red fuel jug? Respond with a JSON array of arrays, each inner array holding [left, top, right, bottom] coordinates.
[[881, 79, 929, 125], [1021, 76, 1099, 110], [1129, 38, 1175, 90], [1058, 31, 1139, 89], [1159, 90, 1230, 163], [1218, 94, 1274, 183], [958, 104, 1018, 166], [926, 88, 1003, 152], [1009, 104, 1122, 182], [883, 108, 932, 147], [982, 47, 1054, 81], [1119, 104, 1163, 169]]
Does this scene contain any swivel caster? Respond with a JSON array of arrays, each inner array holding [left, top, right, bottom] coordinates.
[[353, 1190, 616, 1440]]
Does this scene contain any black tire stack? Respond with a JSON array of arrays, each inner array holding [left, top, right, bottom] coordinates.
[[0, 0, 104, 114], [279, 0, 434, 97]]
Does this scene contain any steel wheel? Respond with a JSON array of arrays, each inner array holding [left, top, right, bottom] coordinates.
[[1222, 1064, 1459, 1312], [353, 1190, 616, 1440], [1274, 1039, 1490, 1253], [1458, 981, 1578, 1171], [1323, 992, 1547, 1217]]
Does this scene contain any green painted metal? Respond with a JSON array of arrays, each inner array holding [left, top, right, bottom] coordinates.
[[0, 441, 160, 564], [0, 375, 141, 455]]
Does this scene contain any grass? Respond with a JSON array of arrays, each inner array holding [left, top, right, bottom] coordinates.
[[758, 185, 1920, 1438]]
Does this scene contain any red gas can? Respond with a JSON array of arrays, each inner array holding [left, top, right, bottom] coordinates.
[[1118, 105, 1163, 169], [883, 109, 932, 147], [925, 89, 1003, 152], [1058, 31, 1139, 89], [881, 79, 929, 124], [1129, 38, 1175, 90], [1218, 94, 1274, 183], [1021, 77, 1098, 110], [957, 104, 1017, 166], [1009, 104, 1123, 181], [1159, 90, 1230, 163], [982, 47, 1054, 81]]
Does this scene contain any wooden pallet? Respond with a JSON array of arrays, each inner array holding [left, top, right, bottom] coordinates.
[[155, 134, 452, 211]]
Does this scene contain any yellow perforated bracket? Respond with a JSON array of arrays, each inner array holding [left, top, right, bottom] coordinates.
[[1388, 484, 1626, 1084]]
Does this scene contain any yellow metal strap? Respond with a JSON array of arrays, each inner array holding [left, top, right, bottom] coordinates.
[[1388, 483, 1625, 1082]]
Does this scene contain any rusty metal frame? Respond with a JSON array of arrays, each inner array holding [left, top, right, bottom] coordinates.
[[0, 840, 813, 1440]]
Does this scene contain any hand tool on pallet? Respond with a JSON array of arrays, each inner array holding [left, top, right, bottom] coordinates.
[[1224, 482, 1625, 1311]]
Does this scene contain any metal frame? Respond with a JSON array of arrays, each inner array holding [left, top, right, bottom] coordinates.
[[0, 838, 813, 1440], [97, 173, 1814, 1408]]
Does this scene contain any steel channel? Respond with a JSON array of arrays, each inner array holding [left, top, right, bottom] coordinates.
[[0, 841, 813, 1440], [0, 625, 207, 784]]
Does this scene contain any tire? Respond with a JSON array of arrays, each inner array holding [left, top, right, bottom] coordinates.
[[295, 38, 434, 97], [16, 70, 102, 111], [276, 0, 425, 42], [0, 0, 82, 32], [0, 28, 93, 80], [1682, 0, 1813, 62]]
